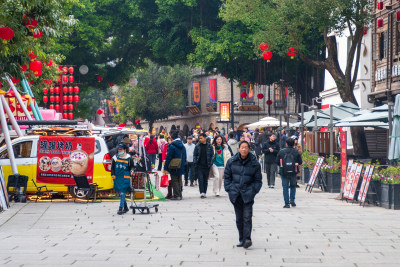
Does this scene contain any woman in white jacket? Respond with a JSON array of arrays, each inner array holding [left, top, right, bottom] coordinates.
[[211, 135, 232, 196]]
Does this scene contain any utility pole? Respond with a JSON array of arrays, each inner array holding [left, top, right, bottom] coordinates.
[[230, 79, 235, 130]]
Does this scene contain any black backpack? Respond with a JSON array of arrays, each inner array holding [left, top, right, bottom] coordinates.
[[281, 149, 296, 176]]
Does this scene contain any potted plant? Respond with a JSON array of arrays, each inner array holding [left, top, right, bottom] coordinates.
[[301, 150, 317, 184], [371, 173, 382, 206], [325, 155, 341, 193], [379, 167, 400, 210]]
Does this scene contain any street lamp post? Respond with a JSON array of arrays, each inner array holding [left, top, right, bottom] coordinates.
[[230, 79, 235, 130]]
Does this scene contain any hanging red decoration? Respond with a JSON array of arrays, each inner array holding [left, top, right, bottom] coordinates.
[[240, 81, 248, 86], [377, 18, 383, 28], [96, 76, 103, 82], [266, 100, 273, 105], [68, 76, 74, 83], [28, 51, 37, 60], [62, 67, 68, 74], [240, 92, 248, 98], [43, 96, 48, 103], [24, 17, 38, 29], [119, 123, 127, 127], [55, 96, 60, 102], [45, 59, 53, 67], [49, 96, 55, 103], [68, 95, 73, 102], [11, 77, 19, 84], [63, 87, 68, 93], [55, 104, 60, 111], [68, 86, 73, 94], [28, 80, 34, 86], [74, 95, 79, 103], [29, 60, 43, 72], [223, 73, 227, 78], [377, 1, 383, 10], [68, 104, 73, 111], [49, 87, 55, 94], [73, 86, 79, 94], [262, 51, 273, 62], [363, 27, 368, 35], [43, 88, 48, 94], [96, 109, 103, 115], [109, 82, 115, 87], [286, 47, 298, 59], [62, 76, 68, 83], [257, 93, 264, 99], [34, 70, 42, 77], [55, 87, 60, 94], [63, 96, 68, 102], [68, 113, 73, 120], [258, 42, 269, 51], [32, 30, 43, 39], [20, 65, 28, 72], [49, 104, 54, 110], [68, 67, 74, 74], [63, 104, 67, 111], [135, 120, 141, 124], [63, 113, 68, 119], [0, 27, 14, 43], [397, 11, 400, 21]]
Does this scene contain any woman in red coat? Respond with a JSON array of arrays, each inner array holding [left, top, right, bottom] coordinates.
[[145, 135, 158, 170]]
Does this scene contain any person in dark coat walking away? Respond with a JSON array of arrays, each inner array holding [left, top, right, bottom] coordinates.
[[276, 138, 302, 208], [224, 141, 263, 249], [164, 131, 186, 200], [111, 143, 134, 215], [193, 133, 214, 198], [262, 133, 280, 188]]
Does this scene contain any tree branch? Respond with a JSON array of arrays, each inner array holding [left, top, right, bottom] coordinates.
[[347, 20, 354, 38], [351, 31, 363, 89], [344, 25, 363, 89]]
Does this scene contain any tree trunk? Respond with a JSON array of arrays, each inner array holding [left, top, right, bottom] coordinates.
[[350, 127, 370, 158]]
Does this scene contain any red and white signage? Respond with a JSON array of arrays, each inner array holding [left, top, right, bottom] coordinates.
[[340, 132, 347, 192], [358, 165, 375, 203]]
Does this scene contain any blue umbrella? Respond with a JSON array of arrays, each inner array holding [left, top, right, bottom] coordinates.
[[388, 95, 400, 161]]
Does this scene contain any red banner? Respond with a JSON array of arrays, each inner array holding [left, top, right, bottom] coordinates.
[[36, 136, 95, 185], [208, 79, 217, 103], [192, 81, 201, 105], [340, 131, 347, 192]]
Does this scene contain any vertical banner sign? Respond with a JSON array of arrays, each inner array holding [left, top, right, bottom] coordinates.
[[344, 163, 362, 198], [357, 165, 370, 202], [192, 81, 201, 106], [308, 157, 324, 186], [359, 166, 375, 203], [348, 164, 364, 200], [208, 79, 217, 103], [220, 102, 230, 121], [36, 136, 95, 185], [340, 131, 347, 192], [343, 162, 356, 197]]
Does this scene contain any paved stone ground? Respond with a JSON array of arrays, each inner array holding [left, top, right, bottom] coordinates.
[[1, 173, 400, 267]]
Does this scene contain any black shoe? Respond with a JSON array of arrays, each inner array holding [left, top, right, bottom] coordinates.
[[296, 184, 300, 188], [243, 239, 252, 249], [165, 194, 172, 199], [236, 241, 244, 247], [170, 197, 181, 200], [123, 203, 129, 213], [283, 204, 290, 208], [290, 201, 296, 207], [117, 207, 123, 215]]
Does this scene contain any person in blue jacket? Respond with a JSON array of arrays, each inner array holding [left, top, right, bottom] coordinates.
[[164, 131, 186, 200], [111, 143, 134, 215]]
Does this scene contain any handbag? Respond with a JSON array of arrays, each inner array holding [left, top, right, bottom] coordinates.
[[160, 174, 169, 187], [168, 147, 184, 170]]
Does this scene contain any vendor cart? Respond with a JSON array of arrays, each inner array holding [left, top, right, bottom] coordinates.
[[130, 172, 159, 214]]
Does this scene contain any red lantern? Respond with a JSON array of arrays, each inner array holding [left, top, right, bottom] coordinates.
[[20, 65, 28, 72], [68, 104, 73, 111], [397, 11, 400, 21], [68, 86, 73, 94], [262, 51, 273, 62], [28, 51, 36, 60], [109, 82, 115, 87], [74, 95, 79, 102], [49, 104, 54, 110], [63, 104, 67, 111], [55, 87, 60, 94], [49, 87, 55, 94], [68, 113, 73, 120], [240, 92, 248, 98], [97, 76, 103, 82], [62, 76, 68, 83], [378, 18, 383, 28], [63, 87, 68, 93], [63, 113, 68, 119], [257, 93, 264, 99], [286, 47, 297, 59], [68, 76, 74, 83], [43, 88, 48, 94], [46, 59, 53, 67], [24, 17, 38, 29], [43, 96, 48, 103], [50, 96, 55, 103], [29, 60, 43, 72], [68, 95, 73, 102], [11, 77, 19, 84], [55, 96, 60, 102], [68, 67, 74, 74], [377, 1, 383, 10], [241, 81, 248, 86], [29, 80, 34, 85], [32, 30, 43, 39], [0, 27, 14, 43], [96, 109, 103, 115], [34, 70, 42, 77], [63, 96, 68, 102], [363, 27, 367, 35], [266, 100, 273, 105], [62, 67, 68, 74], [55, 104, 60, 111], [74, 86, 79, 93], [223, 73, 227, 78], [258, 42, 269, 51]]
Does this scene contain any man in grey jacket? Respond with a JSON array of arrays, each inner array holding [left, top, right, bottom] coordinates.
[[184, 136, 196, 186]]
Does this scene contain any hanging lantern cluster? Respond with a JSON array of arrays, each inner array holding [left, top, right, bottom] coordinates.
[[259, 42, 273, 62], [58, 66, 79, 119]]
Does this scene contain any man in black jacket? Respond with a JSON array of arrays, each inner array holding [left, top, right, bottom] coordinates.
[[262, 133, 280, 188], [193, 133, 214, 198], [276, 138, 302, 208], [224, 141, 263, 249]]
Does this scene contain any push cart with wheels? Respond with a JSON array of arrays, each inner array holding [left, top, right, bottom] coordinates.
[[130, 172, 159, 214]]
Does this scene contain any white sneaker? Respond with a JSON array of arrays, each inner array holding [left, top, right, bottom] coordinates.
[[216, 191, 220, 197]]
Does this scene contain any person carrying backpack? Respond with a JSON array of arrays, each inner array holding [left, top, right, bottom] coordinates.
[[276, 138, 302, 208]]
